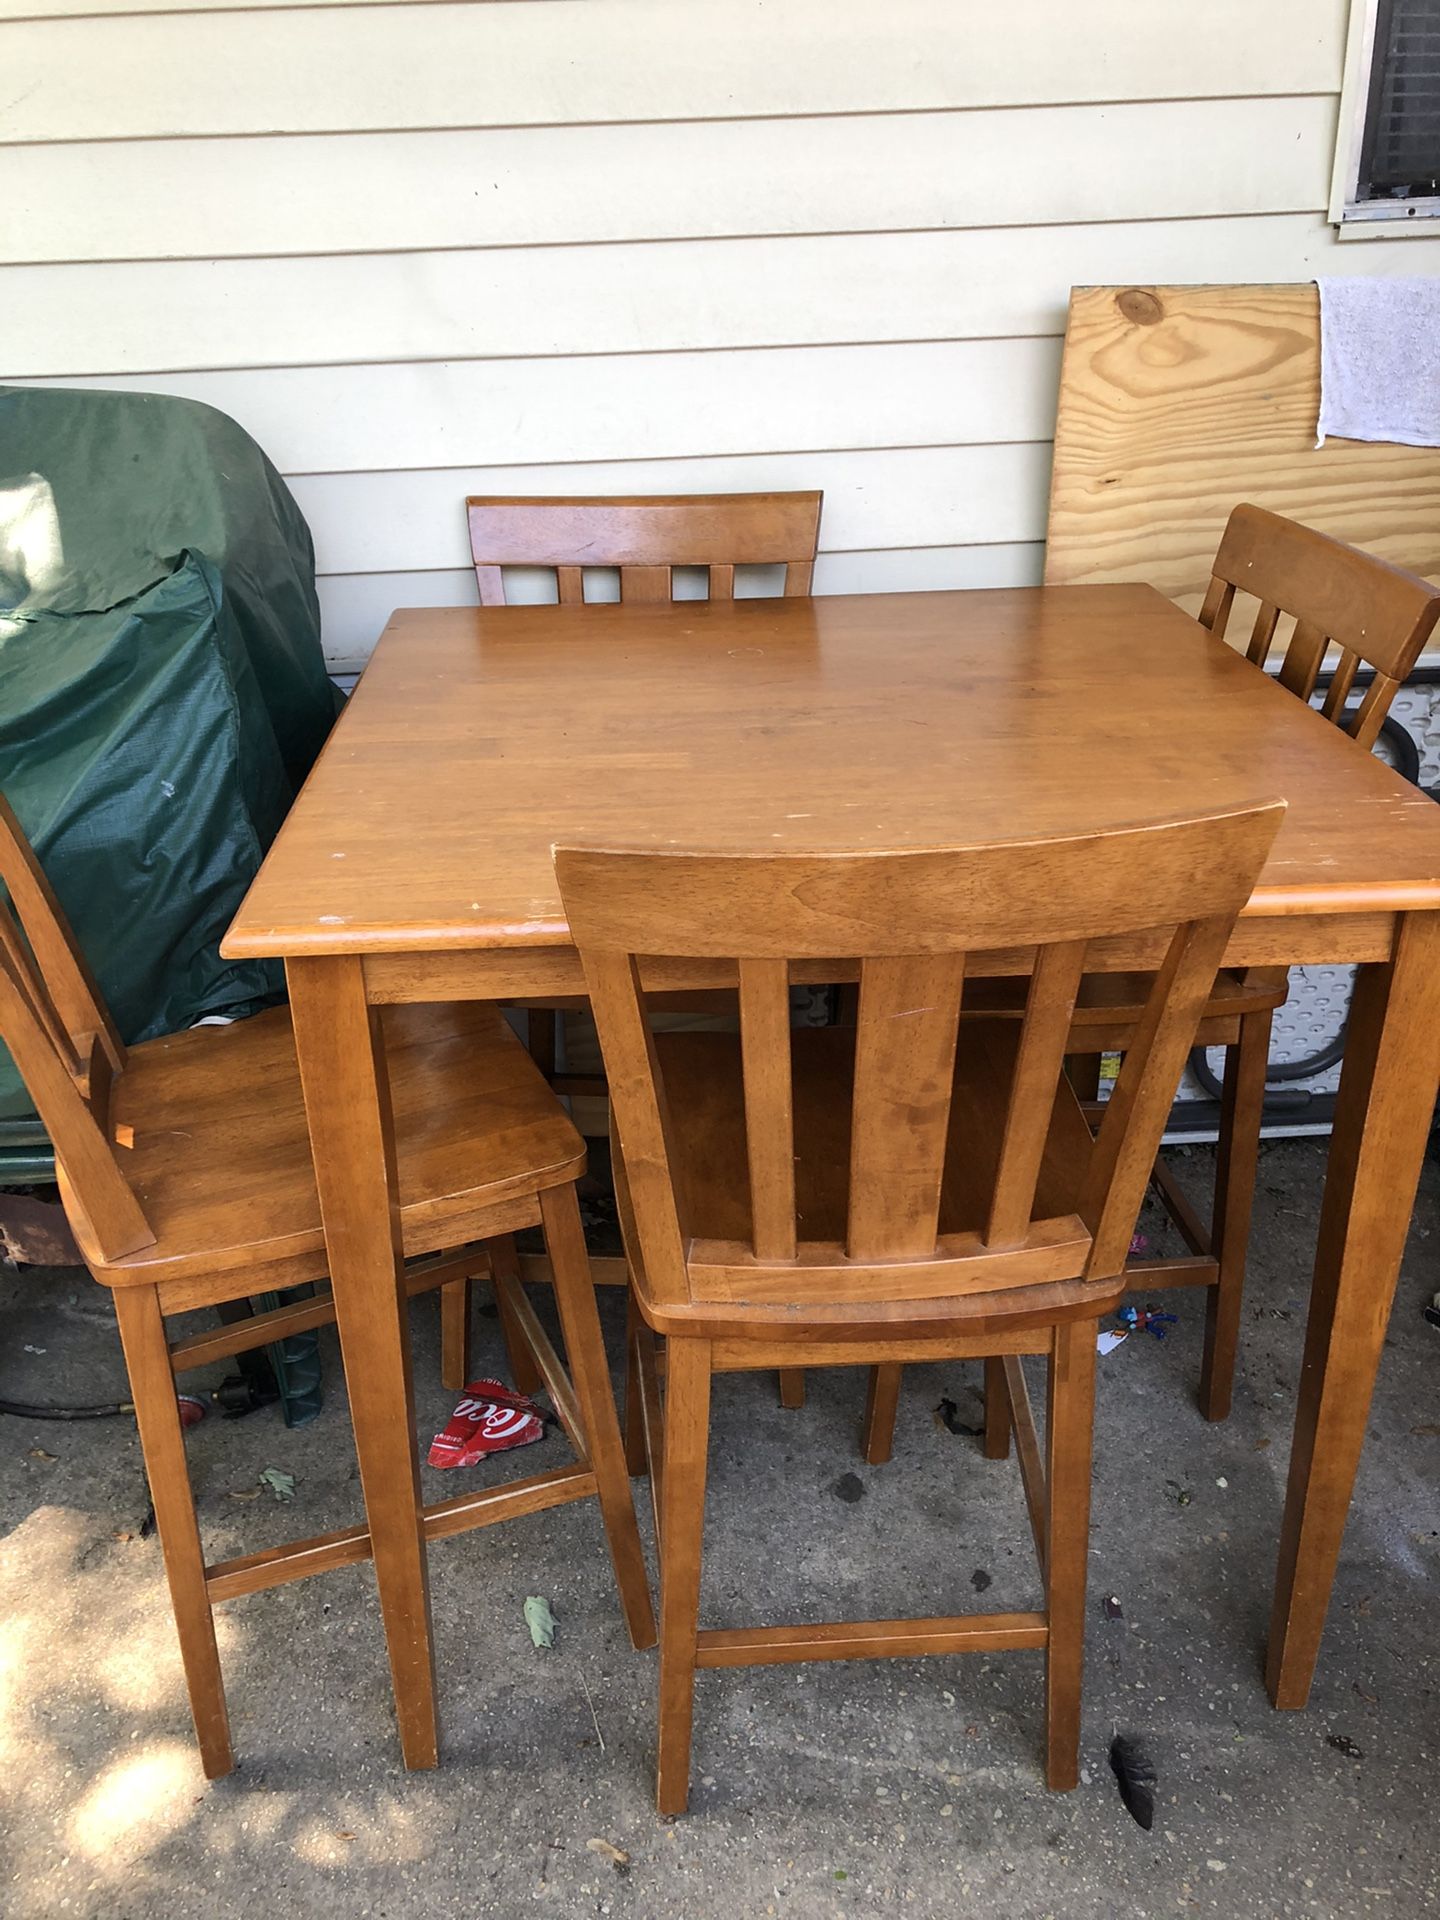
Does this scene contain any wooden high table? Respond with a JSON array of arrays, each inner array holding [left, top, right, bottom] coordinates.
[[224, 585, 1440, 1769]]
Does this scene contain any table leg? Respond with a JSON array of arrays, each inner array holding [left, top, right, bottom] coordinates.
[[287, 956, 439, 1768], [1266, 911, 1440, 1708]]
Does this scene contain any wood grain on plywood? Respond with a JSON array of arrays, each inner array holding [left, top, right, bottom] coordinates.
[[1046, 285, 1440, 610]]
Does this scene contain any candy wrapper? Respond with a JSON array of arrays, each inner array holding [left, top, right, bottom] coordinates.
[[428, 1378, 547, 1469]]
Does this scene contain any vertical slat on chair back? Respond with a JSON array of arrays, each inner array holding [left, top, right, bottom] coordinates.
[[0, 795, 154, 1260], [1199, 504, 1440, 749], [846, 954, 965, 1261], [737, 959, 797, 1261], [579, 949, 695, 1303], [466, 492, 823, 606], [983, 940, 1088, 1247], [557, 801, 1284, 1304], [1078, 914, 1237, 1275]]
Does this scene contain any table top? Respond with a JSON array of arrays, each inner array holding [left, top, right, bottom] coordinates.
[[224, 586, 1440, 960]]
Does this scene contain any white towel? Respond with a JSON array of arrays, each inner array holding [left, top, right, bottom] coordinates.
[[1317, 277, 1440, 447]]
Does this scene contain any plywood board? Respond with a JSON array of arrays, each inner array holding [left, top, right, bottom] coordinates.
[[1045, 283, 1440, 611]]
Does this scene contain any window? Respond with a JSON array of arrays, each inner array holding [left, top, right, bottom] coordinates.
[[1331, 0, 1440, 234]]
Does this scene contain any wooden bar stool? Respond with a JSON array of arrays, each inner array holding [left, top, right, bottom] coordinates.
[[864, 505, 1440, 1461], [556, 797, 1283, 1813], [0, 793, 654, 1779], [467, 489, 824, 1411]]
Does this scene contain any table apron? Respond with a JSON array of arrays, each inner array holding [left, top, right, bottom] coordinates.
[[359, 912, 1401, 1004]]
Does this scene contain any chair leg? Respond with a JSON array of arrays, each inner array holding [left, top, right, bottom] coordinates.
[[632, 1312, 667, 1548], [526, 1006, 558, 1079], [1044, 1317, 1097, 1791], [1201, 1007, 1272, 1423], [1067, 1052, 1103, 1103], [983, 1354, 1012, 1460], [777, 1369, 806, 1408], [539, 1185, 656, 1652], [113, 1286, 234, 1780], [489, 1234, 544, 1397], [655, 1335, 712, 1818], [439, 1274, 473, 1393], [861, 1363, 902, 1464], [624, 1292, 648, 1476]]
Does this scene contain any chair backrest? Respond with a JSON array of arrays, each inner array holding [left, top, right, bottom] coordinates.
[[466, 491, 822, 605], [0, 793, 154, 1260], [556, 801, 1284, 1310], [1199, 504, 1440, 750]]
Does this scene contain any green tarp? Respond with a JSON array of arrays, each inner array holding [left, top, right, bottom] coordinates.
[[0, 384, 337, 1161]]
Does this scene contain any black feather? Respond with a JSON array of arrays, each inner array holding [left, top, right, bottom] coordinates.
[[933, 1396, 983, 1437], [1108, 1734, 1157, 1830]]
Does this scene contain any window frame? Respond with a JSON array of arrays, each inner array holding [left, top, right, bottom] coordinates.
[[1330, 0, 1440, 238]]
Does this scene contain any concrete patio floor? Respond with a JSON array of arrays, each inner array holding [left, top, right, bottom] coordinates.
[[1, 1137, 1436, 1920]]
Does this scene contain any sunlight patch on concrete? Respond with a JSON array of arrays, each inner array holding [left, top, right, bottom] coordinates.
[[66, 1742, 200, 1864], [0, 1505, 87, 1770], [92, 1602, 238, 1714], [292, 1797, 430, 1868]]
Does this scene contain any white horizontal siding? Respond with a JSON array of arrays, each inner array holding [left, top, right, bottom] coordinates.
[[33, 338, 1062, 471], [2, 0, 1430, 675], [15, 213, 1440, 379], [1, 0, 437, 13], [289, 443, 1053, 575], [0, 1, 1342, 143], [7, 96, 1338, 265]]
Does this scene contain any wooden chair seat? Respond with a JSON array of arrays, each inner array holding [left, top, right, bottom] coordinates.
[[84, 1001, 583, 1293]]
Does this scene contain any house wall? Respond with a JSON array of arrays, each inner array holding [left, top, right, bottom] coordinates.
[[4, 0, 1439, 669]]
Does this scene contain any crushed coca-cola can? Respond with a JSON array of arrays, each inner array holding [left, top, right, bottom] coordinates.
[[427, 1378, 547, 1469]]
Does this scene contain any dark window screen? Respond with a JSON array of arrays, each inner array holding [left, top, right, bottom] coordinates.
[[1358, 0, 1440, 199]]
